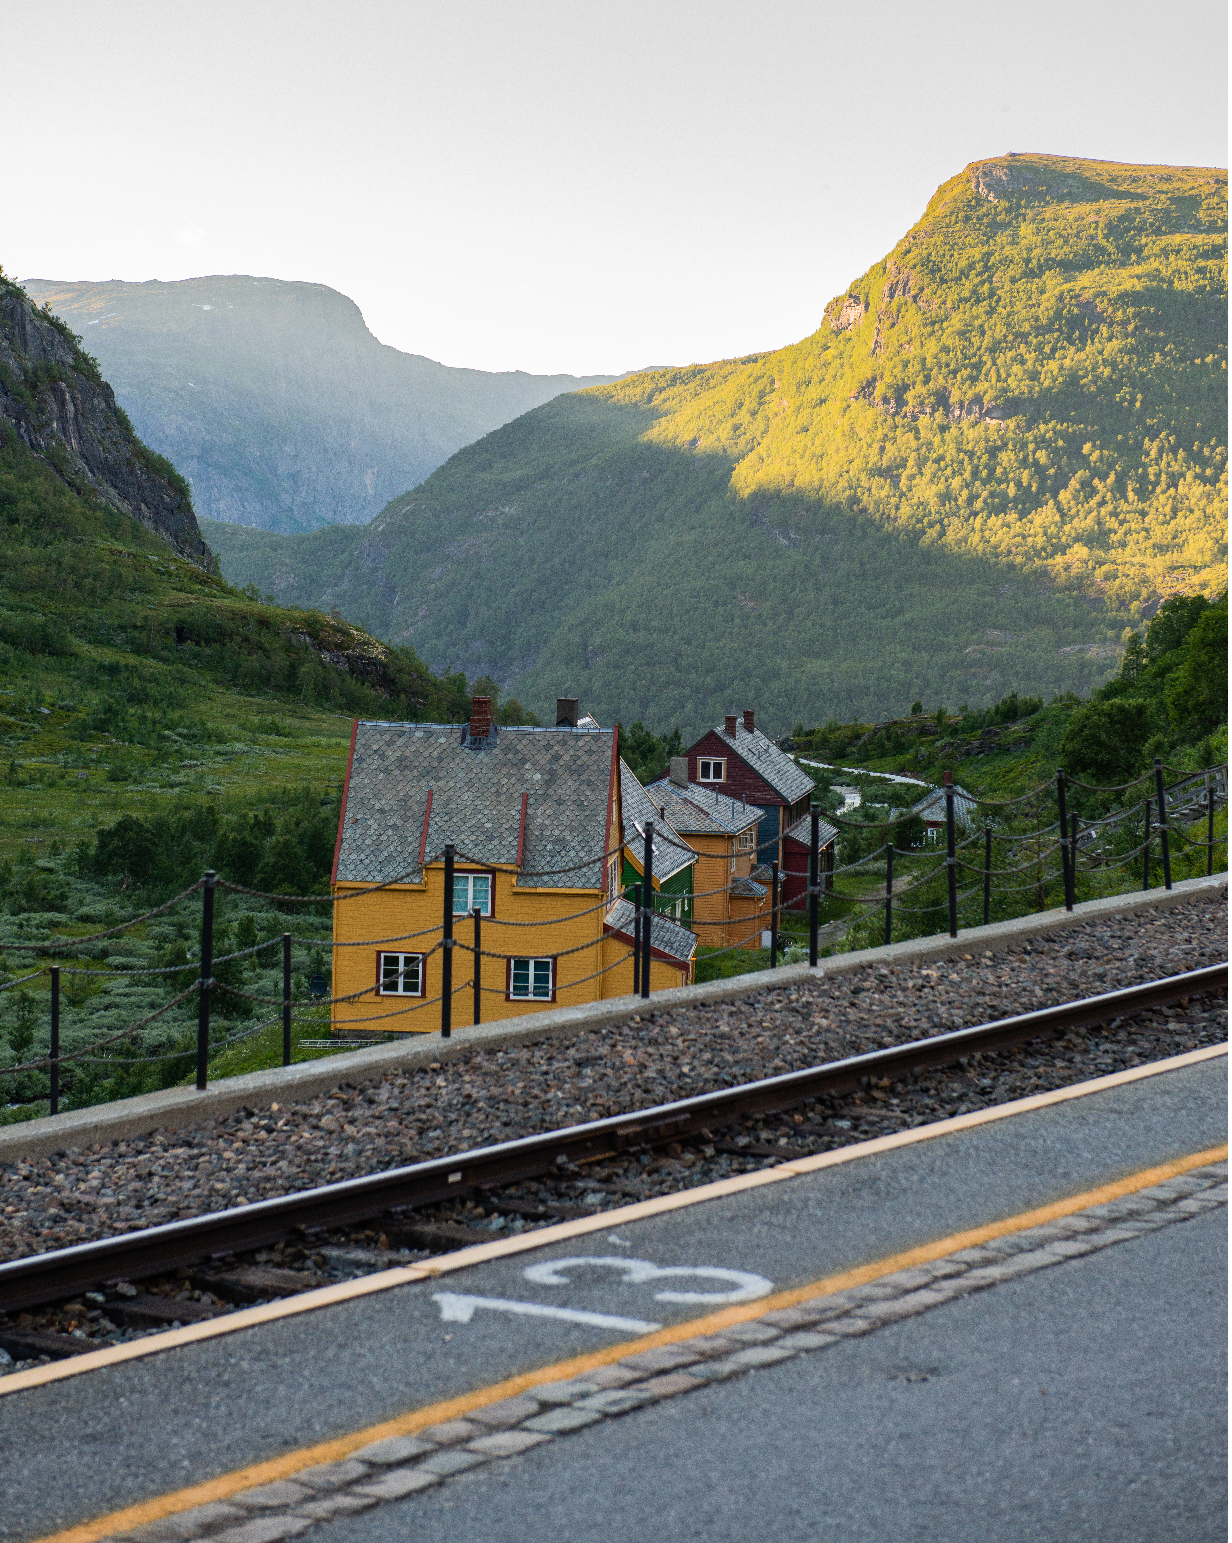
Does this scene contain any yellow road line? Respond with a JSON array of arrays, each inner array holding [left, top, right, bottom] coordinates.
[[31, 1140, 1227, 1543], [2, 1042, 1225, 1404]]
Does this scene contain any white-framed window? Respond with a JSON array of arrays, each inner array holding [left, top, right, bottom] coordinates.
[[453, 872, 492, 916], [699, 758, 726, 783], [737, 829, 754, 851], [378, 952, 423, 996], [509, 956, 554, 1000]]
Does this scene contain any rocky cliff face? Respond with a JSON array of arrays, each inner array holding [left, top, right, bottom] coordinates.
[[0, 280, 211, 565]]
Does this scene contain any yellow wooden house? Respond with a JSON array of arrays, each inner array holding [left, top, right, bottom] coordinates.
[[329, 698, 696, 1035]]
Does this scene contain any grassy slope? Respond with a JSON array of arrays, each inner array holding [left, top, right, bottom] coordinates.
[[0, 422, 472, 1116], [207, 153, 1227, 738]]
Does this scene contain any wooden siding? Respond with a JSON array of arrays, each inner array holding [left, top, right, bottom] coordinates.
[[332, 865, 684, 1034], [781, 830, 836, 908], [621, 851, 695, 926], [686, 832, 768, 951]]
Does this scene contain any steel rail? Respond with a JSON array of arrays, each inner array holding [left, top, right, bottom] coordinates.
[[1, 964, 1224, 1314]]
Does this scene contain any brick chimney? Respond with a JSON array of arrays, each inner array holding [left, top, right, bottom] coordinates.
[[743, 708, 755, 733], [725, 714, 738, 735], [469, 696, 492, 740]]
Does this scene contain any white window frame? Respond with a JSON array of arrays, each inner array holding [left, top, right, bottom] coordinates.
[[737, 829, 754, 851], [453, 871, 493, 916], [378, 952, 424, 996], [508, 955, 554, 1001], [698, 758, 726, 783]]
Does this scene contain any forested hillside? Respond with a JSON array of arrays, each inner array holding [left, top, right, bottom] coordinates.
[[207, 154, 1227, 737], [21, 276, 615, 533]]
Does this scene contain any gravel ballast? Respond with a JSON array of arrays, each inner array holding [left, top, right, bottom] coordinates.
[[0, 894, 1225, 1268]]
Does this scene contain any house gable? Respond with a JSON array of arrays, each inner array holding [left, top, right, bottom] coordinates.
[[687, 729, 785, 808]]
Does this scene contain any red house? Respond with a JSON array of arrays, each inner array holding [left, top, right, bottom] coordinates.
[[782, 808, 838, 910], [684, 709, 818, 868]]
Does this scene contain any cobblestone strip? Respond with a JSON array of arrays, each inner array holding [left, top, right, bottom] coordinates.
[[106, 1162, 1228, 1543]]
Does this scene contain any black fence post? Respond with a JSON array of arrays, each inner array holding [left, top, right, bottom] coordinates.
[[1142, 800, 1152, 890], [49, 966, 60, 1116], [196, 871, 216, 1091], [632, 883, 642, 996], [1154, 758, 1172, 890], [1055, 769, 1073, 911], [640, 824, 653, 1000], [282, 933, 292, 1067], [983, 822, 992, 927], [884, 842, 894, 946], [472, 907, 481, 1027], [808, 806, 820, 968], [770, 860, 780, 966], [1208, 777, 1216, 877], [944, 776, 958, 938], [442, 842, 454, 1037], [1070, 813, 1079, 903]]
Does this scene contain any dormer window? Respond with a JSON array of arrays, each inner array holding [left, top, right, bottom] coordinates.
[[453, 873, 492, 916], [699, 758, 726, 783]]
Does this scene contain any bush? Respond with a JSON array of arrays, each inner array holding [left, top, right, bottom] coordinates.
[[0, 612, 73, 656]]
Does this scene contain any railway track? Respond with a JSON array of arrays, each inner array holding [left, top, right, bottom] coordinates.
[[0, 964, 1224, 1364]]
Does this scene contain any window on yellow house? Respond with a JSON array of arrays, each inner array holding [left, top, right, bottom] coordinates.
[[737, 830, 754, 851], [379, 952, 423, 996], [699, 758, 726, 782], [453, 873, 492, 915], [509, 956, 554, 1000]]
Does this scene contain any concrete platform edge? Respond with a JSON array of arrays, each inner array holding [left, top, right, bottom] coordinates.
[[3, 872, 1224, 1160]]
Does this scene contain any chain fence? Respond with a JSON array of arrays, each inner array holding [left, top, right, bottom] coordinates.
[[1, 757, 1224, 1117]]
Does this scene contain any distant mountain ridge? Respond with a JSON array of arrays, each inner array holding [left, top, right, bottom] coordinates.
[[20, 275, 617, 534], [0, 274, 209, 564], [202, 154, 1228, 735]]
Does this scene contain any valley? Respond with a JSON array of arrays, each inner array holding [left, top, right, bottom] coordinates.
[[205, 154, 1228, 733]]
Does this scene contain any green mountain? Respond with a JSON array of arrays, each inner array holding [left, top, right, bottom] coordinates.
[[20, 276, 616, 534], [208, 154, 1224, 737]]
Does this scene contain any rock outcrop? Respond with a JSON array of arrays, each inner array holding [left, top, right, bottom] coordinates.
[[0, 279, 211, 565]]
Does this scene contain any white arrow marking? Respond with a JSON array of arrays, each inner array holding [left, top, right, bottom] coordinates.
[[432, 1292, 661, 1333]]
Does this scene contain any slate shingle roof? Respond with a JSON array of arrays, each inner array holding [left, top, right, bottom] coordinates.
[[785, 809, 839, 848], [620, 762, 696, 883], [903, 784, 980, 830], [603, 898, 697, 965], [334, 721, 615, 888], [643, 778, 764, 837], [730, 876, 768, 899], [708, 723, 816, 804]]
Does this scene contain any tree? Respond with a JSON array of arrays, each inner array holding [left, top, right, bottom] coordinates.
[[1059, 698, 1153, 786], [1166, 598, 1228, 731], [1145, 594, 1210, 663]]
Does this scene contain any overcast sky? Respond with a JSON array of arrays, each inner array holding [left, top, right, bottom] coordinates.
[[7, 0, 1227, 377]]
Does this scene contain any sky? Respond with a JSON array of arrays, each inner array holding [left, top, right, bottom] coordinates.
[[7, 0, 1227, 377]]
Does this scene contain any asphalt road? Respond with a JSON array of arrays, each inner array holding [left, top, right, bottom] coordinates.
[[2, 1055, 1226, 1540], [326, 1206, 1228, 1543]]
